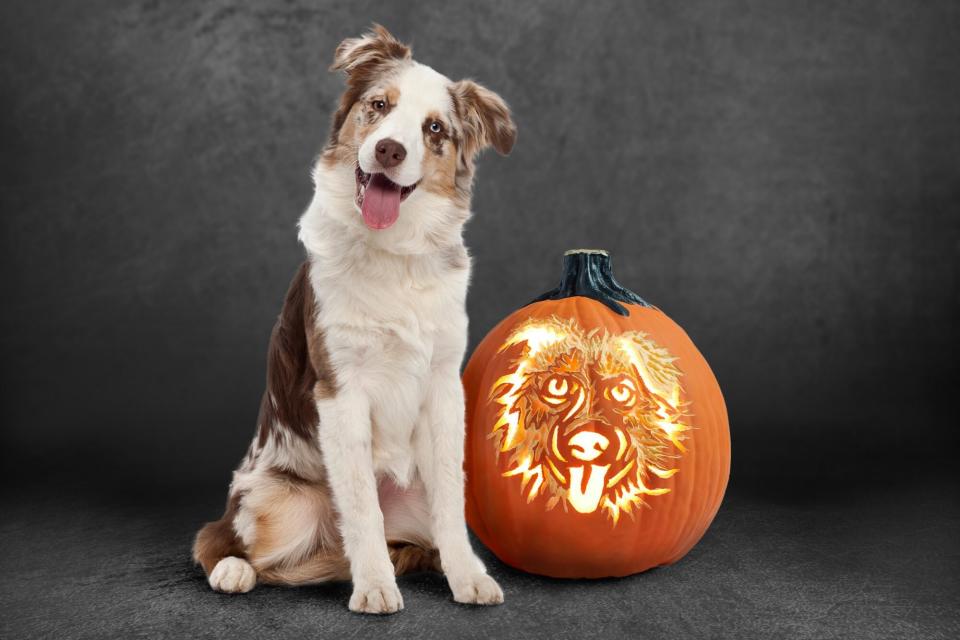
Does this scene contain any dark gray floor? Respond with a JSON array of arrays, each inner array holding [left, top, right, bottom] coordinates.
[[1, 483, 957, 640]]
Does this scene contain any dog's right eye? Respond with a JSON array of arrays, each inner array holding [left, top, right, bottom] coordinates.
[[372, 100, 386, 111], [541, 375, 578, 405]]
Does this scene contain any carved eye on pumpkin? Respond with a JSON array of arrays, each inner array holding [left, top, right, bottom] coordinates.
[[541, 374, 578, 405], [604, 377, 637, 408]]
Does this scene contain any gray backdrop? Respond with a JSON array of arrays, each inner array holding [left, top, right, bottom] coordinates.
[[2, 0, 958, 499]]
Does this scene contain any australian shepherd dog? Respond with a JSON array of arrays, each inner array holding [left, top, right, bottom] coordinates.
[[192, 25, 516, 613]]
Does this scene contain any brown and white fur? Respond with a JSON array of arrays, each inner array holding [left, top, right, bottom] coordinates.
[[192, 25, 516, 614]]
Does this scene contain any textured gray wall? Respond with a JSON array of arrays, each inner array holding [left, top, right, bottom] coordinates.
[[2, 0, 958, 495]]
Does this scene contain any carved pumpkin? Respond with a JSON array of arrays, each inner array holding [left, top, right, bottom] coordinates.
[[464, 250, 730, 578]]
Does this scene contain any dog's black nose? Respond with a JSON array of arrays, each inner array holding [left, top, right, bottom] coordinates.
[[375, 138, 406, 168]]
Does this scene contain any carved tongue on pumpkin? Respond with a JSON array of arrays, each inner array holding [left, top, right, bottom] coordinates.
[[361, 173, 402, 230], [567, 464, 610, 513]]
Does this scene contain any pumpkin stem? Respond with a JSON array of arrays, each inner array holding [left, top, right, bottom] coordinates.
[[530, 250, 650, 316]]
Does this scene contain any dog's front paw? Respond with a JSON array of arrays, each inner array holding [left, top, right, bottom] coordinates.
[[349, 580, 404, 614], [209, 556, 256, 594], [449, 572, 504, 606]]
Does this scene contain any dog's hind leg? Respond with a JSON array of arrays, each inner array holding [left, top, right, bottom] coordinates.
[[243, 475, 439, 585], [193, 493, 257, 593], [237, 469, 346, 585], [195, 470, 441, 591], [194, 466, 342, 593]]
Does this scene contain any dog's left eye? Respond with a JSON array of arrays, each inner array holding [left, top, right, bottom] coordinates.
[[429, 121, 443, 134], [605, 378, 637, 407], [372, 100, 386, 111]]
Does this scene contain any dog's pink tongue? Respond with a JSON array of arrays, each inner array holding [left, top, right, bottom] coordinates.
[[361, 173, 401, 230]]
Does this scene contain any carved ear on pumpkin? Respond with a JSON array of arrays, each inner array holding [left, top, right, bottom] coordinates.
[[449, 80, 517, 167], [491, 318, 572, 407], [617, 332, 683, 409], [499, 317, 575, 358]]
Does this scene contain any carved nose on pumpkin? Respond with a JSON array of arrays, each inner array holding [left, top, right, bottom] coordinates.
[[568, 431, 610, 462]]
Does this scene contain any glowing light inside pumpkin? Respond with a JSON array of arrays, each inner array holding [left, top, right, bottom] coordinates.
[[489, 315, 693, 525]]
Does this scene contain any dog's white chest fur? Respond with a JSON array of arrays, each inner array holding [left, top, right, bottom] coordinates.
[[305, 227, 469, 484]]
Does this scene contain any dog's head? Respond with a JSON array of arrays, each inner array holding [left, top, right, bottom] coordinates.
[[491, 316, 692, 525], [315, 25, 515, 241]]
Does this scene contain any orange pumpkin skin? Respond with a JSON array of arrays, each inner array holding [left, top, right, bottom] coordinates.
[[464, 271, 730, 578]]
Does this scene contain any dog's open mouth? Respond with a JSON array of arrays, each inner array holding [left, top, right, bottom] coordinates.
[[355, 166, 417, 230]]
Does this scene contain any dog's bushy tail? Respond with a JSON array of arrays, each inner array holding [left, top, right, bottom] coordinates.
[[257, 553, 351, 585], [255, 542, 439, 586], [388, 542, 442, 575]]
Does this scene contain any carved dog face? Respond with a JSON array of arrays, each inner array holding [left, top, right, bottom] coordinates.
[[490, 316, 692, 524]]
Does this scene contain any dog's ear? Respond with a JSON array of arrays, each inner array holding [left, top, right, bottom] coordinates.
[[330, 24, 411, 75], [449, 80, 517, 163], [327, 25, 410, 145], [618, 332, 683, 410]]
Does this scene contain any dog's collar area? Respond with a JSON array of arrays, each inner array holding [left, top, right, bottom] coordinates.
[[529, 250, 651, 316]]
